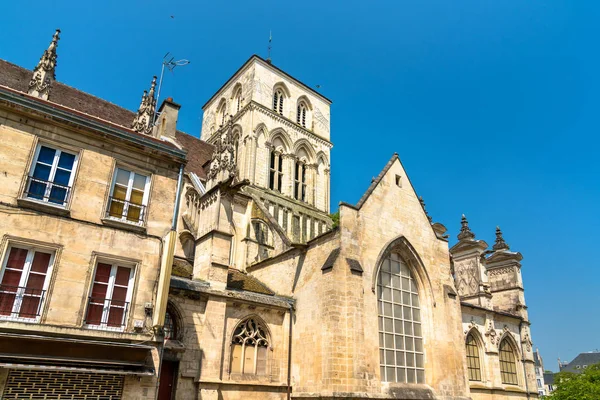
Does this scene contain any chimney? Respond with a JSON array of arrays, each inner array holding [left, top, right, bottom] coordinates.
[[154, 97, 181, 140]]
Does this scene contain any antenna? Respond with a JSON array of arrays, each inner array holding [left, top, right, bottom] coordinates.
[[267, 30, 272, 63], [153, 52, 190, 125]]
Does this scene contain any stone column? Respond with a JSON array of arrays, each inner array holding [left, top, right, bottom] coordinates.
[[324, 168, 330, 213], [282, 154, 296, 197], [247, 135, 258, 184], [306, 163, 317, 206]]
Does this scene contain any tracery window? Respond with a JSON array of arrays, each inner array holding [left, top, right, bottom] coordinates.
[[378, 252, 424, 383], [294, 161, 307, 202], [499, 339, 518, 385], [269, 151, 283, 192], [466, 333, 482, 381], [273, 89, 284, 115], [296, 102, 307, 127], [230, 318, 269, 376]]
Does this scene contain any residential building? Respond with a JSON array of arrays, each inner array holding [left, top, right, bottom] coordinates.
[[533, 349, 547, 396]]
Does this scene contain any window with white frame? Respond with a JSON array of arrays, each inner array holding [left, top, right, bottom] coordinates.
[[296, 102, 307, 127], [106, 168, 150, 224], [25, 144, 77, 207], [230, 318, 270, 376], [268, 151, 283, 192], [0, 245, 54, 320], [85, 261, 134, 329], [273, 89, 284, 115], [378, 252, 424, 384], [294, 161, 307, 202]]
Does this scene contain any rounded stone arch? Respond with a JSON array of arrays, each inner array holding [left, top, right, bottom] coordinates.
[[269, 128, 293, 153], [165, 298, 185, 341], [371, 235, 436, 306], [293, 139, 317, 163]]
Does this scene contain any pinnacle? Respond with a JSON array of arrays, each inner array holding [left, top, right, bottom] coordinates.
[[492, 226, 510, 251], [457, 214, 475, 240]]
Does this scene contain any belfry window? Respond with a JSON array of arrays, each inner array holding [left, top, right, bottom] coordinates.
[[269, 151, 283, 192], [217, 100, 227, 126], [466, 333, 482, 381], [499, 339, 518, 385], [234, 88, 242, 114], [273, 89, 284, 115], [230, 318, 270, 376], [378, 252, 424, 384], [296, 102, 307, 127], [294, 161, 307, 202]]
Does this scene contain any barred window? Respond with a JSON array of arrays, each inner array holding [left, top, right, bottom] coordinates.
[[466, 333, 482, 381], [230, 318, 270, 376], [499, 339, 518, 385], [378, 252, 424, 383]]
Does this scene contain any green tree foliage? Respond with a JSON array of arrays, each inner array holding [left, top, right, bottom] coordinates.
[[547, 364, 600, 400], [330, 210, 340, 229]]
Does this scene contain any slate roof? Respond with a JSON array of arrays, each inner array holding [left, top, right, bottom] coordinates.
[[321, 248, 340, 271], [227, 269, 275, 296], [543, 373, 554, 385], [175, 130, 213, 180], [560, 352, 600, 373]]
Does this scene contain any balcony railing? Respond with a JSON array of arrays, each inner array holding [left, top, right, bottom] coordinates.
[[24, 176, 71, 206], [0, 285, 46, 319], [84, 297, 129, 328], [105, 197, 146, 224]]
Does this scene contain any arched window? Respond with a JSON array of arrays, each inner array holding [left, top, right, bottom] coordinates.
[[466, 333, 482, 381], [296, 102, 307, 127], [294, 161, 307, 202], [217, 100, 227, 126], [230, 318, 270, 376], [378, 252, 424, 384], [252, 220, 269, 245], [499, 339, 518, 385], [273, 89, 284, 115], [269, 150, 283, 192], [164, 306, 179, 340], [233, 87, 242, 114]]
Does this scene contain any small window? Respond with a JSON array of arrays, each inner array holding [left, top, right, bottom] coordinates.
[[164, 306, 178, 340], [268, 151, 283, 192], [273, 89, 284, 115], [296, 102, 307, 127], [0, 245, 54, 321], [233, 88, 242, 114], [106, 168, 150, 225], [25, 144, 77, 207], [466, 333, 482, 381], [395, 174, 402, 188], [499, 339, 519, 385], [217, 100, 227, 126], [294, 162, 307, 202], [85, 261, 134, 330], [230, 318, 270, 376], [253, 221, 269, 245]]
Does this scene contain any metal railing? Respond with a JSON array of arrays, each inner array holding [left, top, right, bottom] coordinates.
[[0, 284, 46, 319], [84, 297, 130, 328], [24, 176, 71, 206], [105, 197, 146, 224]]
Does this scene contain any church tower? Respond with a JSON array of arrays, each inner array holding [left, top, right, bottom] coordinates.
[[201, 55, 333, 242]]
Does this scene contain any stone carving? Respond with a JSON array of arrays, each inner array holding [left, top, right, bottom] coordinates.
[[484, 321, 497, 346], [132, 76, 157, 135], [487, 266, 514, 277], [28, 29, 60, 99], [457, 214, 475, 240], [492, 226, 510, 251], [464, 317, 477, 335], [455, 259, 479, 296], [521, 327, 533, 352], [419, 196, 433, 223], [313, 107, 330, 132], [207, 124, 237, 182]]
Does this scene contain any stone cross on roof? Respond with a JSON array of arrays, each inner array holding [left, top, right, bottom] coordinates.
[[28, 29, 60, 100]]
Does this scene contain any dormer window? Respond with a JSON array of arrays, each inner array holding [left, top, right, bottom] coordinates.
[[273, 89, 284, 115], [297, 102, 307, 127]]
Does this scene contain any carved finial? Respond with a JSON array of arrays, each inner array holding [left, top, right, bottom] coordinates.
[[492, 226, 510, 251], [132, 76, 157, 135], [457, 214, 476, 240], [419, 196, 432, 223], [28, 29, 61, 99]]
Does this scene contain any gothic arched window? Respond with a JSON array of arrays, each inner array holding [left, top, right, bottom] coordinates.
[[230, 318, 270, 376], [294, 161, 307, 202], [499, 339, 518, 385], [233, 87, 242, 114], [217, 100, 227, 126], [269, 150, 283, 192], [297, 102, 307, 127], [378, 252, 424, 383], [466, 333, 482, 381], [252, 220, 269, 245], [273, 89, 284, 115]]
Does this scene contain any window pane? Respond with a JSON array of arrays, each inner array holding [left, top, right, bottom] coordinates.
[[111, 286, 127, 304], [32, 164, 51, 181], [53, 169, 71, 186], [57, 152, 75, 170], [18, 295, 41, 318], [95, 263, 112, 283], [115, 169, 130, 186], [126, 205, 142, 222], [48, 186, 67, 204], [37, 147, 56, 165], [133, 173, 146, 190], [109, 198, 125, 218], [112, 185, 127, 201], [30, 252, 51, 274], [27, 181, 47, 200], [115, 267, 130, 286], [6, 248, 27, 271], [243, 345, 256, 374], [24, 274, 45, 292]]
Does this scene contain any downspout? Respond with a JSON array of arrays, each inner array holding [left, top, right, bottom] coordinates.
[[519, 320, 531, 400], [287, 303, 294, 400], [154, 163, 185, 400]]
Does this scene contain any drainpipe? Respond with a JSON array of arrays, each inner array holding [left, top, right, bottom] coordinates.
[[287, 303, 294, 400], [519, 320, 531, 400], [153, 163, 185, 399]]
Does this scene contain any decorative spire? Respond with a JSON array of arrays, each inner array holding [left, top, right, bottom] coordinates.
[[132, 76, 157, 135], [457, 214, 476, 240], [419, 196, 432, 223], [28, 29, 61, 99], [492, 226, 510, 251]]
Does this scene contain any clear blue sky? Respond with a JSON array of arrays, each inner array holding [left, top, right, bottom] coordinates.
[[2, 0, 598, 370]]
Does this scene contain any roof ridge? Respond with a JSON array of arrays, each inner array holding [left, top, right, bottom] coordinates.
[[354, 153, 399, 209]]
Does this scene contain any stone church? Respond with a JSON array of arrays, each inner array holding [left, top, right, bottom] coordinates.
[[0, 30, 537, 400]]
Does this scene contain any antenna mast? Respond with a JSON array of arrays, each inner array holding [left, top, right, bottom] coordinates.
[[267, 31, 272, 63], [153, 52, 190, 125]]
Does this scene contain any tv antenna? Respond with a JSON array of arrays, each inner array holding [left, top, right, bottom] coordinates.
[[267, 30, 272, 63], [153, 52, 190, 124]]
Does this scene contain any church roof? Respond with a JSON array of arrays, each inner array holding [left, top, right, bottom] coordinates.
[[227, 269, 275, 296]]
